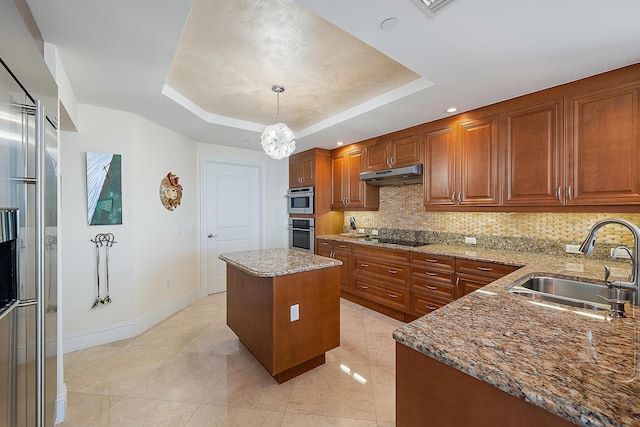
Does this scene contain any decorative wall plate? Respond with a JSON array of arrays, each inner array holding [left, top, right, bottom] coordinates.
[[159, 172, 183, 211]]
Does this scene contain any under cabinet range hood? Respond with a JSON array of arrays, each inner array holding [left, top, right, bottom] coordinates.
[[359, 164, 423, 186]]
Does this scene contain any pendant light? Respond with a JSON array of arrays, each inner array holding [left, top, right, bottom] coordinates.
[[261, 85, 296, 160]]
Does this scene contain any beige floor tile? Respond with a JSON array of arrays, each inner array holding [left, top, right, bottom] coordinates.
[[204, 357, 294, 412], [286, 362, 376, 420], [363, 311, 404, 335], [184, 405, 284, 427], [281, 412, 379, 426], [182, 323, 243, 355], [326, 330, 370, 365], [365, 331, 397, 367], [370, 364, 396, 422], [98, 396, 198, 427], [59, 392, 121, 427]]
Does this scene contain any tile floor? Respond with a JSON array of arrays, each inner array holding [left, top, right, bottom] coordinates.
[[60, 294, 405, 426]]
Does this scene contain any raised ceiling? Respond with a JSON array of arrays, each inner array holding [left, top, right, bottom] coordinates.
[[22, 0, 640, 153]]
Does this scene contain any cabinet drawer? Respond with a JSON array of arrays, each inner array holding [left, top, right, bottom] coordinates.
[[410, 253, 455, 272], [317, 239, 334, 251], [410, 292, 451, 316], [354, 279, 407, 311], [456, 273, 494, 298], [410, 276, 455, 300], [353, 245, 409, 263], [333, 242, 352, 253], [353, 256, 408, 286], [455, 259, 519, 279]]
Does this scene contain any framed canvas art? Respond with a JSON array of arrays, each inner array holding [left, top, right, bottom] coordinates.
[[86, 152, 122, 225]]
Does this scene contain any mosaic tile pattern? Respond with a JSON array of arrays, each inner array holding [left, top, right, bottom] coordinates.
[[344, 184, 640, 257]]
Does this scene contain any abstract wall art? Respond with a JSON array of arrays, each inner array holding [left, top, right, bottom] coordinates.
[[86, 152, 122, 225]]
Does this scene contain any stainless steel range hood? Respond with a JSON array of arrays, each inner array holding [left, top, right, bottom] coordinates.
[[359, 164, 423, 186]]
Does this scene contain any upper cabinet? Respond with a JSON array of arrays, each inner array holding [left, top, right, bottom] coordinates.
[[331, 147, 379, 211], [424, 116, 500, 207], [289, 150, 316, 188], [566, 81, 640, 205], [502, 99, 564, 206], [364, 135, 422, 171]]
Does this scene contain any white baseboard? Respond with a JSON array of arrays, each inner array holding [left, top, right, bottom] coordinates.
[[63, 289, 200, 353], [54, 383, 67, 425]]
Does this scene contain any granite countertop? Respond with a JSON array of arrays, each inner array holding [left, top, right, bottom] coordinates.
[[317, 234, 639, 427], [219, 248, 342, 277]]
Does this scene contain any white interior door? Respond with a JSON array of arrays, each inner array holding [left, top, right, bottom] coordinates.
[[203, 160, 261, 294]]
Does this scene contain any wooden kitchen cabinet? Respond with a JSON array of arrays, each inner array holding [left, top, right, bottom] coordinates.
[[566, 80, 640, 205], [330, 147, 379, 211], [289, 150, 316, 188], [409, 253, 455, 316], [502, 99, 564, 206], [424, 116, 500, 208], [364, 134, 422, 171], [317, 238, 353, 293], [455, 258, 519, 298]]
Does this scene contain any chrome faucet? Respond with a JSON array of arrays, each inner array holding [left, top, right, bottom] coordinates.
[[579, 219, 640, 306]]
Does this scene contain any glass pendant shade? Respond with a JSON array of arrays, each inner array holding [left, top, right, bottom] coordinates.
[[262, 85, 296, 160], [261, 123, 296, 160]]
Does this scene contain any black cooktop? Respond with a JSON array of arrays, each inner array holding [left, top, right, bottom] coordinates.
[[365, 238, 430, 247]]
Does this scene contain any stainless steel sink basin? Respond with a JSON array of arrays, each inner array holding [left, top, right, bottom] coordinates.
[[507, 276, 609, 311]]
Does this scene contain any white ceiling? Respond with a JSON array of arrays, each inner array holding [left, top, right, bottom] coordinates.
[[24, 0, 640, 153]]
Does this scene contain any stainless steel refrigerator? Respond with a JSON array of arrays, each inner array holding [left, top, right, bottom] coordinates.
[[0, 57, 58, 426]]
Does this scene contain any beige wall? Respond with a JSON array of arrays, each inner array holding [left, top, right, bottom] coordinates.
[[346, 184, 640, 247]]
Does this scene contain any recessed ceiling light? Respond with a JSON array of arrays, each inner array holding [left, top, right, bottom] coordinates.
[[410, 0, 456, 18], [380, 18, 399, 31], [337, 141, 344, 146], [446, 107, 458, 113]]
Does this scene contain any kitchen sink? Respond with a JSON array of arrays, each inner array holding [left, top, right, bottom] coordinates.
[[507, 276, 610, 311]]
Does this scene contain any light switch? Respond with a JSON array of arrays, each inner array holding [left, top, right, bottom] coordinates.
[[290, 304, 299, 322]]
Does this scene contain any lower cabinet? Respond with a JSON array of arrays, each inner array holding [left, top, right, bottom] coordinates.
[[321, 238, 521, 320]]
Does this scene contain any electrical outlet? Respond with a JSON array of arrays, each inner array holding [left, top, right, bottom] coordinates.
[[290, 304, 299, 322], [565, 244, 582, 254], [165, 280, 170, 289], [611, 247, 633, 259], [464, 236, 477, 245], [371, 229, 379, 236], [359, 228, 365, 234]]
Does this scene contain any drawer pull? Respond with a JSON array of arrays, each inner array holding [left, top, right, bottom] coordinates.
[[388, 269, 398, 274], [425, 259, 439, 263], [425, 272, 437, 276], [388, 293, 398, 298], [477, 267, 492, 271], [360, 263, 369, 268], [360, 285, 369, 289], [322, 241, 330, 245], [424, 304, 437, 310], [425, 285, 438, 290], [338, 244, 346, 248]]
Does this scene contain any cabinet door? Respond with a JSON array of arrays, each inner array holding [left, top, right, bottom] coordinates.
[[502, 99, 564, 206], [364, 141, 390, 171], [300, 153, 315, 186], [424, 127, 456, 206], [566, 81, 640, 205], [456, 274, 493, 298], [390, 135, 422, 167], [333, 248, 352, 292], [459, 117, 500, 206], [330, 154, 347, 209], [345, 149, 366, 207], [289, 154, 302, 187]]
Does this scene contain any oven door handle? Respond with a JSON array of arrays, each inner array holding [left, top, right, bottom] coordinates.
[[290, 227, 314, 231]]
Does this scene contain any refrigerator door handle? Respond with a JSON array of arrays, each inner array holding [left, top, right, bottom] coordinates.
[[35, 99, 46, 427]]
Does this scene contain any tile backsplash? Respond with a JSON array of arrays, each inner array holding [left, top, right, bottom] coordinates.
[[344, 184, 640, 253]]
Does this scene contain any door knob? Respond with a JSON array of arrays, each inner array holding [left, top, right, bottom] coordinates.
[[208, 234, 217, 238]]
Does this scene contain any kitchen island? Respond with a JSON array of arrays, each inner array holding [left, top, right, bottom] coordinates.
[[219, 248, 342, 383], [317, 235, 638, 426]]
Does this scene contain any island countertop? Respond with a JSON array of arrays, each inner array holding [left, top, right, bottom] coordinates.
[[317, 234, 639, 426], [219, 248, 342, 277]]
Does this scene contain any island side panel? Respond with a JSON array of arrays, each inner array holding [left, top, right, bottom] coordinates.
[[226, 264, 274, 372], [395, 343, 576, 427], [272, 266, 341, 375]]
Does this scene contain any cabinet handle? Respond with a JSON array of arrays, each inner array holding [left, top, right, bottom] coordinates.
[[477, 267, 492, 271], [425, 259, 439, 263], [360, 263, 369, 268], [451, 193, 455, 203], [456, 277, 460, 286], [457, 192, 462, 203], [388, 293, 398, 299], [425, 304, 437, 310], [425, 272, 437, 276], [567, 185, 573, 201], [556, 186, 561, 200], [360, 285, 369, 289], [322, 241, 330, 246], [425, 285, 438, 290], [388, 269, 398, 274], [390, 156, 394, 166], [331, 251, 335, 258], [339, 244, 346, 248]]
